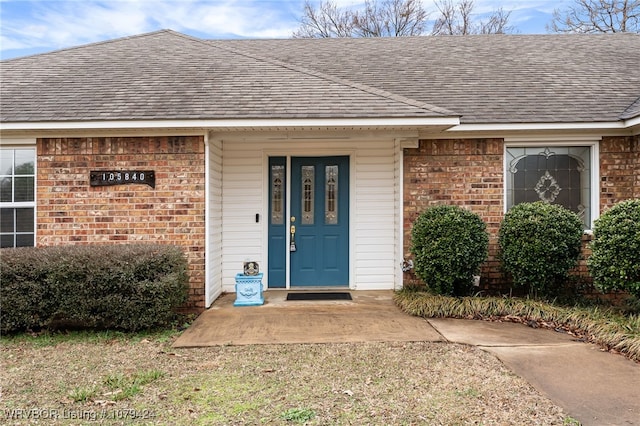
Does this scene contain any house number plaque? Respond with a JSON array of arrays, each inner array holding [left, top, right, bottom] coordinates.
[[90, 170, 155, 188]]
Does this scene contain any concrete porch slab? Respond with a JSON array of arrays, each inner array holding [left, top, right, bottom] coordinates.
[[173, 290, 444, 347]]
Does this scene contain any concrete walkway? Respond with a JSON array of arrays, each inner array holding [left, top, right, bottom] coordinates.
[[429, 318, 639, 426], [174, 290, 640, 426]]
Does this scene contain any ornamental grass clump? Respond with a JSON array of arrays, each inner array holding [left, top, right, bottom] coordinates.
[[498, 202, 584, 299], [410, 205, 488, 296], [588, 199, 640, 298], [393, 290, 640, 362]]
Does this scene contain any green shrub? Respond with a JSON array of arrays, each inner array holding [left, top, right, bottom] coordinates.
[[0, 244, 189, 333], [588, 199, 640, 298], [410, 205, 488, 296], [498, 201, 584, 298]]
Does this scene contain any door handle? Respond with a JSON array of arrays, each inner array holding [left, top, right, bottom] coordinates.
[[290, 217, 297, 252]]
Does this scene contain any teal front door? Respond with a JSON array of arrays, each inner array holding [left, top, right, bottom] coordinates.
[[268, 156, 350, 287], [290, 156, 349, 286]]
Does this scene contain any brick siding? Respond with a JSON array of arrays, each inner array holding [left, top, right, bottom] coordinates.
[[37, 136, 206, 311], [403, 138, 504, 291], [403, 136, 639, 294], [32, 133, 638, 307], [600, 135, 640, 209]]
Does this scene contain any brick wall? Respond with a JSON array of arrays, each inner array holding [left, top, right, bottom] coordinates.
[[403, 138, 504, 290], [600, 135, 640, 210], [37, 136, 206, 311], [403, 135, 639, 294]]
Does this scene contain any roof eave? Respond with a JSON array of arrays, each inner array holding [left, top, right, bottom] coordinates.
[[447, 121, 638, 134], [0, 117, 461, 133], [623, 115, 640, 133]]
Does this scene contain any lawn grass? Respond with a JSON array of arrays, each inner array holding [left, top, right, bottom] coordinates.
[[3, 292, 637, 424], [1, 331, 570, 424]]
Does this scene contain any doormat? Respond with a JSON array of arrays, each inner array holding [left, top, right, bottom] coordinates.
[[286, 292, 352, 301]]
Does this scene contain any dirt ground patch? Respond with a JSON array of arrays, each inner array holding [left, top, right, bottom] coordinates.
[[1, 335, 569, 425]]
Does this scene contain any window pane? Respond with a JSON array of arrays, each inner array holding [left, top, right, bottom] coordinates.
[[0, 177, 12, 202], [15, 150, 35, 175], [0, 234, 14, 248], [0, 148, 36, 247], [0, 208, 14, 232], [0, 150, 12, 175], [16, 234, 34, 247], [16, 208, 34, 232], [14, 177, 34, 202], [506, 146, 591, 227]]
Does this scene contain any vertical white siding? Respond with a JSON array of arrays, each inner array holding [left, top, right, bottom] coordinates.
[[394, 138, 403, 290], [221, 140, 265, 291], [219, 137, 398, 293], [353, 141, 397, 289], [205, 137, 223, 307]]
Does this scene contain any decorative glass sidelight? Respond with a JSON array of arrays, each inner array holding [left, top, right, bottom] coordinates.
[[325, 165, 338, 224], [270, 165, 284, 225], [301, 166, 314, 225]]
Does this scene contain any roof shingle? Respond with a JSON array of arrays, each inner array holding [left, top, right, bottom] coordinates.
[[1, 30, 638, 125]]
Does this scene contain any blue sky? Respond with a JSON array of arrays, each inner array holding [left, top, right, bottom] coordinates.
[[0, 0, 571, 60]]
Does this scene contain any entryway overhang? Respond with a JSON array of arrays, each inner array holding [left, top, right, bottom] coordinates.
[[203, 118, 461, 307], [0, 116, 461, 135]]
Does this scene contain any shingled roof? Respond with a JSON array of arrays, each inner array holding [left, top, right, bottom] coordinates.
[[221, 33, 640, 124], [1, 30, 639, 126]]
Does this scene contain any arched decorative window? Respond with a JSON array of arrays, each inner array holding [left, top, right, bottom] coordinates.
[[505, 145, 593, 228]]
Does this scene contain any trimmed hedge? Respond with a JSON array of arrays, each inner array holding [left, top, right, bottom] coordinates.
[[410, 205, 488, 296], [498, 201, 584, 299], [588, 199, 640, 298], [1, 244, 189, 333]]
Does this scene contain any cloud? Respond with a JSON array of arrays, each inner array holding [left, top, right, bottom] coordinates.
[[0, 0, 303, 58], [2, 0, 151, 51], [0, 0, 572, 59]]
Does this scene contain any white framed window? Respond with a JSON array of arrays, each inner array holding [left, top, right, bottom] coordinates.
[[504, 139, 599, 230], [1, 147, 36, 248]]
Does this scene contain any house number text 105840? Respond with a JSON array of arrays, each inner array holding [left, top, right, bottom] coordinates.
[[89, 171, 155, 188]]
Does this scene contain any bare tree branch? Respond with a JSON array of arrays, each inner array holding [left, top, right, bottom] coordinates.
[[353, 0, 430, 37], [459, 0, 473, 34], [293, 0, 513, 38], [432, 0, 513, 35], [432, 0, 461, 35], [295, 0, 429, 38], [548, 0, 640, 33], [292, 0, 355, 38], [480, 8, 514, 34]]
